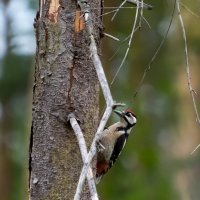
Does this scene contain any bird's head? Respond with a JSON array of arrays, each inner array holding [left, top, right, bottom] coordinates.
[[114, 108, 137, 128]]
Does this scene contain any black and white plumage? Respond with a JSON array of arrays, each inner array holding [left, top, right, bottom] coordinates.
[[96, 109, 137, 183]]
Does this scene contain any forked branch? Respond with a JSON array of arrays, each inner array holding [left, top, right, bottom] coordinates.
[[176, 1, 200, 125], [74, 0, 115, 199], [68, 114, 99, 200], [176, 1, 200, 153]]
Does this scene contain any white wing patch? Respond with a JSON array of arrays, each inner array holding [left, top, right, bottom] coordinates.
[[119, 139, 127, 156]]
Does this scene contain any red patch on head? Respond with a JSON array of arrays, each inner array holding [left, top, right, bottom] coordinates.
[[125, 108, 137, 118]]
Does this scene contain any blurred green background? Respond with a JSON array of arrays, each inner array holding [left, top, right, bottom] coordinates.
[[0, 0, 200, 199]]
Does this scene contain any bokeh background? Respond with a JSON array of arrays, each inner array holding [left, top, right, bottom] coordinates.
[[0, 0, 200, 199]]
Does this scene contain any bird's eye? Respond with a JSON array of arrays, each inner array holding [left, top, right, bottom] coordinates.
[[127, 113, 131, 117]]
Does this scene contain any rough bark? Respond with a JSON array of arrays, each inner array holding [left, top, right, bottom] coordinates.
[[29, 0, 102, 199]]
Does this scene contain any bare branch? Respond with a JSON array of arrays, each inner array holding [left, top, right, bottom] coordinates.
[[89, 29, 113, 106], [180, 2, 200, 18], [73, 0, 118, 199], [74, 106, 113, 200], [177, 1, 200, 154], [111, 0, 152, 21], [104, 33, 120, 41], [134, 0, 176, 97], [191, 143, 200, 155], [68, 114, 99, 200], [111, 2, 140, 85], [127, 0, 153, 10], [111, 0, 127, 21], [108, 27, 140, 62], [176, 0, 200, 125]]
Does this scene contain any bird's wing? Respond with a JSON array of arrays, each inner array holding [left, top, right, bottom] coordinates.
[[109, 133, 128, 168]]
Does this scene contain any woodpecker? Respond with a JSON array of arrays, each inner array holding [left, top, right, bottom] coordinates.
[[95, 108, 137, 183]]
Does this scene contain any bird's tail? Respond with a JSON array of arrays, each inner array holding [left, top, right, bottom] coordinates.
[[95, 173, 103, 184]]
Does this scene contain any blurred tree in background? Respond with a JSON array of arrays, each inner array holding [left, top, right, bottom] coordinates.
[[0, 0, 36, 199], [0, 0, 199, 200], [98, 1, 200, 200]]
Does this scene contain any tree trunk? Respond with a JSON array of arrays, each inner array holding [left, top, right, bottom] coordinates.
[[29, 0, 102, 199]]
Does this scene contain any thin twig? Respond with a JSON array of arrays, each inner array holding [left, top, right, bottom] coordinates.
[[85, 7, 138, 28], [127, 0, 153, 10], [176, 0, 200, 125], [104, 33, 120, 41], [104, 6, 137, 9], [65, 6, 139, 20], [111, 0, 127, 21], [111, 2, 140, 85], [176, 1, 200, 154], [191, 144, 200, 155], [138, 1, 151, 29], [108, 26, 140, 62], [139, 0, 144, 27], [111, 0, 152, 21], [142, 16, 151, 29], [68, 114, 99, 200], [134, 0, 176, 97], [180, 2, 200, 18]]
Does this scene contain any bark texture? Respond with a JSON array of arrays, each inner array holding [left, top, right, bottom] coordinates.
[[29, 0, 102, 199]]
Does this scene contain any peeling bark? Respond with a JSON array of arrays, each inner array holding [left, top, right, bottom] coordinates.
[[48, 0, 60, 22], [29, 0, 103, 199], [74, 9, 85, 33]]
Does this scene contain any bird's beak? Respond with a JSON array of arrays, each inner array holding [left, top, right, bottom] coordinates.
[[114, 110, 124, 117]]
